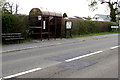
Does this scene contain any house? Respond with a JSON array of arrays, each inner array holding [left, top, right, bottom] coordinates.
[[92, 14, 111, 22], [73, 16, 86, 20], [64, 16, 84, 20]]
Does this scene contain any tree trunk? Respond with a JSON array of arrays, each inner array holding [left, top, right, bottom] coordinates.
[[109, 3, 116, 22]]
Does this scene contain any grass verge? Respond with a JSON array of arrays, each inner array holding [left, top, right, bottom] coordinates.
[[71, 32, 118, 38]]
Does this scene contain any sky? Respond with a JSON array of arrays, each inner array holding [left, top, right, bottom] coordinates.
[[6, 0, 118, 18]]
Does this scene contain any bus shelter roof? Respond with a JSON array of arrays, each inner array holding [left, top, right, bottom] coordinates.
[[29, 8, 62, 17]]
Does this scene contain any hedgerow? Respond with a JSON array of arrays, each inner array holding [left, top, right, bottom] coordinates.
[[2, 14, 29, 39], [2, 14, 117, 39], [62, 19, 117, 37]]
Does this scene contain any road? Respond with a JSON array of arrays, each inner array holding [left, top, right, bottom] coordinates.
[[17, 48, 118, 78], [1, 34, 119, 79]]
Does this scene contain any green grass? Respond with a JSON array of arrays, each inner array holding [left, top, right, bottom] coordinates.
[[72, 32, 118, 38]]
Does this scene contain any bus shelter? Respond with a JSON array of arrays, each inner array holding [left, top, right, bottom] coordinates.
[[29, 8, 62, 40]]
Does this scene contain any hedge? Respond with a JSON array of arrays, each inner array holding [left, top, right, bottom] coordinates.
[[62, 19, 117, 37], [2, 14, 117, 39], [2, 14, 20, 33], [2, 14, 29, 38]]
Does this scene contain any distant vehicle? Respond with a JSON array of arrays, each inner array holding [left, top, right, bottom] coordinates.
[[91, 14, 111, 22]]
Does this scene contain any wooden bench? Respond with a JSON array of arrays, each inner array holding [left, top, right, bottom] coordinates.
[[2, 33, 24, 41]]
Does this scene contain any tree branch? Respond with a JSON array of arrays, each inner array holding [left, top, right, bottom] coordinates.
[[101, 1, 110, 4]]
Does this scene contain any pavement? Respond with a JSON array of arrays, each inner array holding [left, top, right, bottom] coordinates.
[[1, 34, 118, 53]]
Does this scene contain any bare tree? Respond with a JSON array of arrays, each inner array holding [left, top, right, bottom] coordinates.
[[0, 0, 6, 7], [88, 0, 119, 22], [15, 3, 19, 14], [2, 1, 20, 14], [0, 0, 6, 13], [2, 2, 13, 14]]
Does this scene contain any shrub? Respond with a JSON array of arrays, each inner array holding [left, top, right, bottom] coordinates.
[[15, 14, 29, 39], [2, 14, 20, 33], [62, 18, 117, 37], [2, 14, 29, 39]]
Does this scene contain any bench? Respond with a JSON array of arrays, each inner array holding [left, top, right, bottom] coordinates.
[[2, 33, 24, 41]]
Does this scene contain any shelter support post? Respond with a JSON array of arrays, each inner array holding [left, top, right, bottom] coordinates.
[[60, 17, 62, 39], [65, 21, 67, 38], [54, 16, 56, 39], [40, 16, 43, 41], [48, 16, 50, 40]]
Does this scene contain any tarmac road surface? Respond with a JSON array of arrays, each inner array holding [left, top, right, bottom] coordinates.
[[1, 34, 119, 79]]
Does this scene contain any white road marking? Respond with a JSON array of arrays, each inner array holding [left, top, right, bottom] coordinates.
[[110, 46, 119, 50], [65, 51, 103, 62], [3, 68, 42, 79]]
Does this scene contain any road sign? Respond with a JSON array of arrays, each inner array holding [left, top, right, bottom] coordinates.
[[43, 21, 46, 29], [38, 16, 41, 20], [111, 26, 119, 28], [66, 21, 72, 29]]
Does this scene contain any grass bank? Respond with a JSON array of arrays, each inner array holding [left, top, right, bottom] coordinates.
[[71, 32, 118, 38]]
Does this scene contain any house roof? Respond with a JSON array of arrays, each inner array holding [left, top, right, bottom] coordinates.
[[93, 14, 111, 21]]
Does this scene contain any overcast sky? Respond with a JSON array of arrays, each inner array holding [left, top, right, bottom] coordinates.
[[7, 0, 119, 17]]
